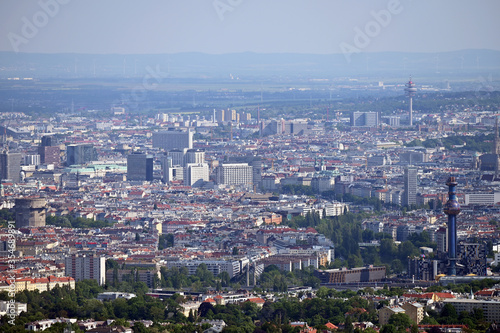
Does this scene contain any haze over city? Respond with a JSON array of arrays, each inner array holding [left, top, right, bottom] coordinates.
[[1, 1, 500, 54], [0, 1, 500, 333]]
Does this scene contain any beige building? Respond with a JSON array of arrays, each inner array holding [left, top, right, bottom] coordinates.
[[378, 306, 406, 326], [9, 276, 75, 293], [402, 302, 425, 324]]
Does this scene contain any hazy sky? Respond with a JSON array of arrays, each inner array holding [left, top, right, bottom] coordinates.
[[1, 0, 499, 54]]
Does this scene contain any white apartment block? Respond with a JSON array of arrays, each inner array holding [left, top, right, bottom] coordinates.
[[464, 192, 500, 205], [165, 259, 241, 278], [324, 202, 348, 216], [65, 253, 106, 285], [443, 299, 500, 323], [184, 163, 209, 187], [216, 163, 253, 186]]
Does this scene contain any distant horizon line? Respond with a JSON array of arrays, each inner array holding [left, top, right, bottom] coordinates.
[[1, 48, 499, 56]]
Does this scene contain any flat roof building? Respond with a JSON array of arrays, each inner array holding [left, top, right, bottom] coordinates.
[[152, 129, 193, 151]]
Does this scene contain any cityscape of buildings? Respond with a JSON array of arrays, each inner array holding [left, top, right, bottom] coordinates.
[[0, 71, 499, 331]]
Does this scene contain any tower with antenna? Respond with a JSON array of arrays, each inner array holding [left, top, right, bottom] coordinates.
[[405, 76, 417, 126], [443, 176, 460, 276]]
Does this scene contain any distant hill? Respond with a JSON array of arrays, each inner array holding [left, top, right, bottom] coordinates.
[[1, 49, 499, 79]]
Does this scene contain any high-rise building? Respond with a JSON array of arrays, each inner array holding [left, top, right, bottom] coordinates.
[[408, 257, 438, 281], [387, 116, 401, 127], [161, 155, 172, 183], [152, 129, 193, 151], [350, 111, 379, 127], [41, 135, 53, 147], [127, 153, 153, 181], [15, 198, 46, 228], [364, 112, 379, 127], [403, 166, 418, 206], [480, 118, 500, 176], [38, 135, 60, 166], [443, 176, 460, 276], [215, 109, 225, 123], [185, 149, 205, 165], [457, 242, 487, 276], [38, 146, 60, 166], [184, 163, 209, 187], [168, 149, 187, 167], [167, 149, 205, 168], [66, 144, 98, 166], [24, 154, 41, 166], [436, 226, 448, 256], [215, 163, 253, 186], [161, 155, 183, 183], [400, 151, 426, 165], [228, 155, 262, 187], [0, 151, 22, 182], [65, 253, 106, 285], [224, 109, 237, 122], [405, 77, 417, 126]]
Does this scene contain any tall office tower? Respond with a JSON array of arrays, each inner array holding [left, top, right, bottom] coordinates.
[[403, 166, 418, 206], [479, 117, 500, 174], [239, 112, 251, 122], [224, 109, 237, 122], [156, 113, 168, 122], [184, 163, 209, 187], [215, 109, 225, 123], [24, 155, 41, 166], [400, 151, 426, 164], [66, 144, 98, 166], [443, 176, 460, 276], [65, 253, 106, 285], [15, 198, 46, 228], [185, 149, 205, 165], [350, 111, 379, 127], [364, 112, 379, 127], [127, 153, 153, 181], [161, 155, 183, 183], [405, 77, 417, 126], [39, 135, 60, 166], [41, 135, 53, 147], [457, 243, 487, 276], [39, 146, 60, 166], [436, 226, 448, 257], [229, 155, 262, 187], [168, 149, 187, 167], [152, 129, 193, 150], [161, 155, 172, 183], [350, 112, 364, 127], [215, 163, 253, 186], [0, 151, 22, 183], [388, 116, 401, 127]]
